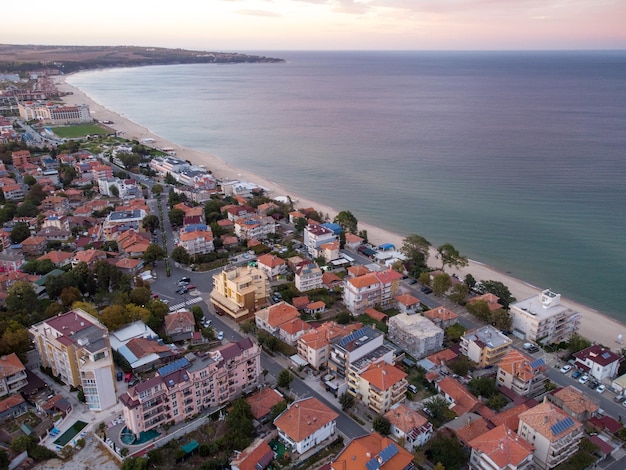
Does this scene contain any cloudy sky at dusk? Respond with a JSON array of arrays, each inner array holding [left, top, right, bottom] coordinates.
[[5, 0, 625, 51]]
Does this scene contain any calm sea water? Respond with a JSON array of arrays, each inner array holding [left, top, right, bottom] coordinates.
[[67, 51, 626, 319]]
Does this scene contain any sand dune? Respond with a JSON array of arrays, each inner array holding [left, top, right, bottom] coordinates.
[[53, 75, 626, 351]]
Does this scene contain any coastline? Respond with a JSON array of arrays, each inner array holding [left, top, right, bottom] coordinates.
[[53, 74, 626, 351]]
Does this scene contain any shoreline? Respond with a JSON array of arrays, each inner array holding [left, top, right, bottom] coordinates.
[[53, 74, 626, 350]]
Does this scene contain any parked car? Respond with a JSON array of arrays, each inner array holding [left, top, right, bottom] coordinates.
[[560, 365, 572, 374], [128, 378, 139, 387], [596, 385, 606, 394], [578, 375, 590, 385], [407, 384, 418, 394], [589, 381, 599, 390], [176, 287, 188, 295], [421, 286, 432, 294], [116, 371, 123, 381], [572, 370, 582, 379], [186, 284, 197, 290], [614, 393, 624, 402], [217, 331, 224, 341], [151, 293, 159, 298], [202, 319, 212, 328]]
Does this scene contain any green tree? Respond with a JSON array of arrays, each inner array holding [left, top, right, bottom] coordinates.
[[294, 217, 307, 233], [0, 450, 8, 470], [485, 393, 508, 411], [567, 334, 592, 354], [10, 221, 30, 244], [339, 392, 355, 411], [118, 152, 141, 170], [448, 356, 474, 377], [372, 415, 391, 436], [190, 305, 204, 322], [480, 280, 516, 308], [424, 396, 456, 426], [21, 259, 56, 275], [164, 172, 176, 185], [23, 174, 37, 186], [445, 323, 466, 342], [144, 243, 166, 264], [425, 434, 467, 470], [467, 377, 497, 398], [448, 283, 469, 304], [464, 274, 476, 289], [171, 245, 191, 265], [6, 281, 39, 319], [60, 286, 83, 308], [16, 200, 39, 216], [270, 400, 288, 421], [437, 243, 468, 271], [24, 183, 46, 206], [277, 369, 293, 388], [151, 184, 164, 196], [129, 286, 152, 306], [142, 214, 160, 233], [432, 272, 451, 296], [401, 234, 431, 274], [333, 210, 358, 234]]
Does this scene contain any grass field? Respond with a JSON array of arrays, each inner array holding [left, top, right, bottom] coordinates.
[[50, 123, 111, 138]]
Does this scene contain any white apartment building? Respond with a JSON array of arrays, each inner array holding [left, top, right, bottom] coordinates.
[[29, 308, 117, 411], [343, 269, 404, 316], [303, 224, 337, 257], [510, 290, 581, 345], [388, 313, 444, 360], [234, 215, 276, 240], [18, 102, 91, 124], [295, 262, 323, 292]]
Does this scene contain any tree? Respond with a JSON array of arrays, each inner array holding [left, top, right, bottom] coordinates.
[[151, 184, 164, 196], [445, 323, 466, 342], [277, 369, 293, 388], [23, 174, 37, 186], [168, 207, 185, 227], [10, 221, 30, 244], [171, 245, 191, 265], [467, 377, 497, 398], [567, 334, 592, 354], [339, 392, 355, 411], [270, 400, 288, 421], [24, 183, 46, 206], [129, 286, 152, 306], [372, 415, 391, 436], [401, 234, 431, 274], [144, 243, 166, 264], [294, 217, 307, 233], [6, 281, 39, 319], [109, 184, 120, 197], [448, 283, 469, 304], [464, 274, 476, 289], [190, 305, 204, 322], [425, 434, 467, 470], [480, 280, 516, 308], [485, 393, 508, 411], [432, 272, 451, 296], [437, 243, 468, 271], [142, 214, 160, 233], [164, 172, 176, 185], [448, 356, 474, 377], [60, 286, 82, 308], [334, 210, 358, 234]]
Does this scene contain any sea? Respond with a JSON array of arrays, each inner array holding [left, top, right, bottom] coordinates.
[[67, 51, 626, 320]]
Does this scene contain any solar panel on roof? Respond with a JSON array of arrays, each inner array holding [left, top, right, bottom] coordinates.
[[158, 358, 190, 377], [602, 352, 612, 359], [378, 443, 399, 464], [530, 358, 545, 369], [550, 417, 575, 435], [365, 458, 380, 470]]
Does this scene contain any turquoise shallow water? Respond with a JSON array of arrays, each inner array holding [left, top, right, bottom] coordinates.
[[67, 51, 626, 319]]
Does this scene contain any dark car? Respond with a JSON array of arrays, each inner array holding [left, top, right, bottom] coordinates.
[[421, 286, 433, 294], [176, 287, 188, 295], [128, 378, 139, 387], [572, 370, 582, 379], [409, 279, 418, 285], [116, 371, 123, 381]]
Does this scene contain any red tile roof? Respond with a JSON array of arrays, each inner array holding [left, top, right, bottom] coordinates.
[[274, 397, 338, 443]]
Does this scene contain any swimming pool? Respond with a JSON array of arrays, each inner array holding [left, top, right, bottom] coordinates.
[[53, 420, 87, 447], [120, 427, 160, 445]]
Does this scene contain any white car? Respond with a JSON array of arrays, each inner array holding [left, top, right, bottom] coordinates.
[[596, 384, 606, 394], [560, 365, 572, 374], [217, 331, 224, 341], [578, 375, 590, 385]]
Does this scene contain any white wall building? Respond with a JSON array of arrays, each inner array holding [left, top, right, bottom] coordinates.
[[388, 313, 444, 359]]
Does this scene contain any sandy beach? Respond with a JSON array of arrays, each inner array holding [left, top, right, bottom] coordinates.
[[53, 75, 626, 350]]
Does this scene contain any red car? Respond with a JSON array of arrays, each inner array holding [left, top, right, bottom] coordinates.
[[186, 284, 197, 290]]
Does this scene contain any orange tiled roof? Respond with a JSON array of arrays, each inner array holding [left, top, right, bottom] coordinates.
[[364, 308, 387, 322], [425, 348, 459, 365], [438, 377, 481, 416], [37, 250, 73, 264], [552, 386, 599, 416], [489, 402, 532, 429], [299, 322, 362, 350], [348, 272, 379, 289], [518, 401, 583, 442], [126, 337, 171, 358], [331, 432, 413, 470], [347, 265, 371, 277], [280, 318, 313, 335], [498, 349, 544, 382], [257, 253, 286, 268], [360, 362, 407, 391], [384, 403, 428, 433], [453, 415, 491, 446], [274, 397, 338, 443], [423, 306, 458, 322], [266, 302, 300, 328], [246, 387, 284, 420], [292, 296, 310, 309], [395, 293, 420, 306], [230, 439, 273, 470], [0, 353, 25, 380], [469, 425, 534, 468], [164, 310, 195, 332]]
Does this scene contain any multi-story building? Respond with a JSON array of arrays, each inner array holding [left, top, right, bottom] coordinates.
[[573, 344, 621, 382], [353, 362, 408, 414], [274, 397, 338, 454], [387, 313, 444, 360], [547, 386, 599, 423], [497, 349, 548, 398], [120, 338, 261, 438], [328, 326, 396, 397], [461, 325, 512, 368], [234, 215, 276, 240], [303, 224, 337, 257], [103, 209, 147, 240], [297, 322, 362, 370], [148, 156, 190, 177], [1, 183, 24, 201], [423, 306, 459, 329], [295, 262, 323, 292], [29, 308, 117, 411], [384, 403, 433, 451], [18, 101, 91, 124], [178, 228, 215, 256], [0, 353, 28, 397], [255, 302, 300, 337], [517, 401, 583, 469], [256, 254, 287, 280], [469, 425, 534, 470], [343, 269, 404, 315], [510, 290, 581, 345], [330, 432, 415, 470], [210, 265, 269, 322]]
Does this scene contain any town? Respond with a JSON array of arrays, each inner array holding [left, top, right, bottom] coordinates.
[[0, 69, 625, 470]]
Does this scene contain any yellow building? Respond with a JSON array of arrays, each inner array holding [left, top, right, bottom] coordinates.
[[350, 362, 407, 415], [210, 265, 269, 322], [461, 325, 512, 368]]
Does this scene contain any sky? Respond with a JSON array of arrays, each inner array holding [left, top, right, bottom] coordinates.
[[4, 0, 626, 51]]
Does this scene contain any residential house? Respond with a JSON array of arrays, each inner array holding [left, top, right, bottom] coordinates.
[[0, 394, 28, 422], [29, 308, 117, 411], [384, 403, 433, 450], [344, 232, 364, 250], [395, 294, 422, 315], [461, 326, 512, 368], [109, 321, 176, 372], [234, 215, 276, 240], [388, 313, 444, 360], [255, 302, 299, 336], [297, 322, 362, 370], [437, 377, 482, 416], [353, 362, 408, 414], [121, 338, 261, 437], [20, 236, 47, 257], [510, 290, 581, 345], [164, 310, 196, 342], [179, 228, 215, 256], [0, 353, 28, 397], [322, 271, 342, 290], [364, 308, 388, 324], [573, 345, 621, 382], [343, 269, 403, 315], [256, 254, 287, 280], [279, 318, 314, 346], [0, 250, 26, 272], [304, 301, 325, 315], [330, 432, 415, 470], [517, 400, 584, 469], [72, 249, 107, 267], [295, 262, 323, 292], [230, 438, 273, 470], [246, 387, 285, 423], [547, 386, 599, 423], [497, 349, 548, 398], [445, 412, 491, 447], [37, 250, 73, 268], [467, 293, 503, 312], [210, 265, 269, 322], [0, 183, 23, 201], [274, 397, 338, 454], [319, 241, 340, 262], [469, 424, 535, 470], [423, 306, 459, 329]]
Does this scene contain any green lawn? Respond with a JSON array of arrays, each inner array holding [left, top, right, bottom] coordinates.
[[50, 123, 111, 138]]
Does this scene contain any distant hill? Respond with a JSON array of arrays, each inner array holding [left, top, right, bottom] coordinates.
[[0, 44, 284, 73]]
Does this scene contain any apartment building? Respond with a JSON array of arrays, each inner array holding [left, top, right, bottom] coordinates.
[[120, 338, 261, 437], [497, 349, 548, 398], [295, 262, 323, 292], [510, 290, 581, 345], [148, 156, 190, 176], [29, 308, 117, 411], [256, 254, 287, 280], [178, 228, 215, 256], [103, 209, 147, 240], [234, 215, 276, 241], [352, 362, 408, 414], [18, 102, 91, 124], [387, 313, 444, 360], [303, 224, 337, 257], [343, 269, 404, 316], [469, 425, 534, 470], [210, 265, 269, 322], [517, 401, 583, 469], [297, 322, 362, 370], [0, 353, 28, 397], [461, 326, 512, 368]]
